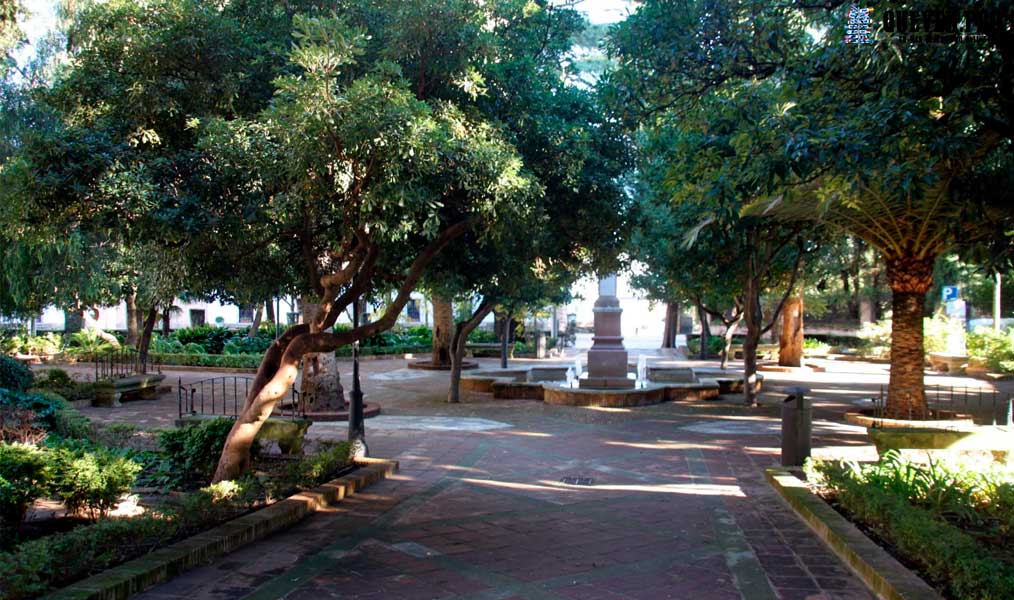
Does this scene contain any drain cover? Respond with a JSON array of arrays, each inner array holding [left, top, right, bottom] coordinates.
[[560, 477, 595, 486]]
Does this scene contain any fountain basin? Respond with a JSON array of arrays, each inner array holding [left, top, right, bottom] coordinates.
[[461, 367, 724, 407]]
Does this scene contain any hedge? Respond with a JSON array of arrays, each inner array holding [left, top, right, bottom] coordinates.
[[824, 467, 1014, 599], [150, 344, 432, 369]]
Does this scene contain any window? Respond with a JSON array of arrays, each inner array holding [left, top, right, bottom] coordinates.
[[189, 309, 206, 327], [286, 312, 300, 325], [238, 306, 255, 323], [406, 299, 420, 321]]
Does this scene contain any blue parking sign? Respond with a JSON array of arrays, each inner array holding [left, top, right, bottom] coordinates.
[[942, 286, 960, 302]]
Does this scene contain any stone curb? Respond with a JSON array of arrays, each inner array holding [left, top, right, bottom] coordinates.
[[43, 458, 399, 600], [764, 468, 941, 600]]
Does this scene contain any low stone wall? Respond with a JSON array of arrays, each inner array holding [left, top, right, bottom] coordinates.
[[543, 385, 667, 407]]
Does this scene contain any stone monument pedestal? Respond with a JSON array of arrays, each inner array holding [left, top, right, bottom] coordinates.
[[580, 275, 634, 389]]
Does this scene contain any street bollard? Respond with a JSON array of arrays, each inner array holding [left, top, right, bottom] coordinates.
[[781, 386, 812, 467]]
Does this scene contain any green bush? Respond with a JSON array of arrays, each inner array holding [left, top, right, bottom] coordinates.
[[150, 352, 264, 369], [182, 342, 207, 354], [64, 330, 116, 355], [150, 334, 185, 354], [0, 443, 51, 531], [48, 441, 140, 518], [467, 328, 498, 344], [172, 325, 232, 354], [286, 442, 352, 488], [0, 357, 34, 393], [809, 454, 1014, 599], [968, 327, 1014, 372], [223, 336, 273, 355], [157, 418, 237, 485], [31, 370, 98, 406], [0, 389, 65, 432], [0, 515, 174, 599]]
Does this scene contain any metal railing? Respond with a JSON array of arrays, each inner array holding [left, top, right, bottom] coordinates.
[[177, 376, 305, 419], [92, 349, 160, 380], [871, 384, 1014, 426]]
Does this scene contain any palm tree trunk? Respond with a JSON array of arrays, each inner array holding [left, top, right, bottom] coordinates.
[[885, 256, 934, 419]]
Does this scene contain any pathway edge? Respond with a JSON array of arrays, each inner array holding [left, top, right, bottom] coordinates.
[[764, 467, 941, 600], [42, 457, 399, 600]]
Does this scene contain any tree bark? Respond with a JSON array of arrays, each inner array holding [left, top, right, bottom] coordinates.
[[125, 290, 139, 346], [431, 295, 453, 366], [697, 301, 711, 360], [161, 307, 171, 336], [499, 311, 511, 369], [213, 218, 475, 482], [248, 305, 263, 337], [661, 301, 679, 348], [720, 314, 743, 370], [265, 299, 275, 324], [778, 297, 804, 367], [448, 300, 495, 403], [137, 305, 158, 373], [885, 256, 935, 419]]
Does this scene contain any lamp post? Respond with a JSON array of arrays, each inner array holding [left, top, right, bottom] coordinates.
[[348, 296, 368, 457]]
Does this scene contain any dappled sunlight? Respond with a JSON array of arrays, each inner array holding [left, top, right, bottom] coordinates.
[[460, 477, 745, 497], [604, 439, 726, 451], [581, 406, 632, 413], [497, 430, 553, 438], [434, 464, 488, 475]]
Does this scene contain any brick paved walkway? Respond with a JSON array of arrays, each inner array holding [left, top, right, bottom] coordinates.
[[126, 357, 889, 600]]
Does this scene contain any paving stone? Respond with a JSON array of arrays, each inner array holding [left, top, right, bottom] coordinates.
[[96, 357, 884, 600]]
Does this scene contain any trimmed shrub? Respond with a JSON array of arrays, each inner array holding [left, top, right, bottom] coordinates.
[[0, 357, 34, 392], [150, 352, 264, 369], [222, 336, 273, 355], [0, 443, 51, 531], [48, 440, 140, 519], [182, 342, 207, 355], [157, 418, 238, 485], [0, 389, 64, 432], [810, 455, 1014, 599], [0, 515, 174, 599], [286, 441, 352, 488]]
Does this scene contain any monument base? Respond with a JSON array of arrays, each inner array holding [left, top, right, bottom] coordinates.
[[580, 376, 635, 389]]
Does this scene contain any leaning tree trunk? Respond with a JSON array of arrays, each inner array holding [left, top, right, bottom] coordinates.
[[161, 308, 171, 336], [721, 315, 743, 371], [125, 290, 139, 346], [431, 295, 453, 367], [448, 301, 495, 403], [137, 305, 158, 373], [248, 305, 263, 337], [885, 256, 935, 419], [778, 297, 804, 367]]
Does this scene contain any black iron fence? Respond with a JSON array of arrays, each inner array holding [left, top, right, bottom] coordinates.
[[177, 376, 305, 420], [872, 384, 1014, 425], [91, 349, 160, 380]]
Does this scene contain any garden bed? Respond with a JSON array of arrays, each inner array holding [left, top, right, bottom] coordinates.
[[794, 452, 1014, 599]]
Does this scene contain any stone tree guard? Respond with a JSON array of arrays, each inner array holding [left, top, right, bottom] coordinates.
[[779, 297, 804, 367], [581, 274, 634, 389]]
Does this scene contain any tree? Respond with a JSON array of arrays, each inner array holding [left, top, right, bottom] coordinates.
[[606, 0, 1014, 416]]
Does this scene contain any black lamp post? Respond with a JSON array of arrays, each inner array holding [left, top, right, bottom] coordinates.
[[348, 296, 368, 457]]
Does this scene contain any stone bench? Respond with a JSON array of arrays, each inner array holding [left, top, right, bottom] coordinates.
[[92, 373, 167, 407], [465, 343, 502, 357]]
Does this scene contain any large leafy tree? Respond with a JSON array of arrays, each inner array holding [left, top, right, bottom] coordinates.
[[606, 0, 1014, 417]]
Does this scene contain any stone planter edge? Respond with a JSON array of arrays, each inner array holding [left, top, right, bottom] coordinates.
[[43, 457, 399, 600], [764, 467, 941, 600]]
